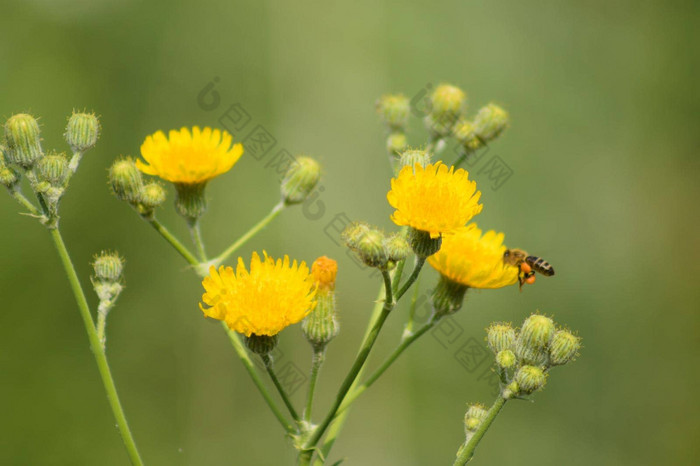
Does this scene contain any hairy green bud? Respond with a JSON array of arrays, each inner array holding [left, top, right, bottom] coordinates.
[[376, 94, 410, 131], [549, 330, 581, 366], [281, 156, 321, 205], [486, 323, 516, 353], [36, 153, 69, 187], [109, 158, 144, 204], [429, 83, 465, 123], [383, 232, 410, 263], [398, 149, 431, 170], [386, 132, 407, 156], [496, 349, 517, 369], [356, 229, 387, 268], [464, 403, 488, 433], [4, 113, 43, 168], [140, 182, 166, 210], [518, 313, 555, 350], [473, 103, 509, 142], [514, 365, 547, 394], [302, 257, 339, 350], [65, 111, 100, 153], [92, 251, 124, 282]]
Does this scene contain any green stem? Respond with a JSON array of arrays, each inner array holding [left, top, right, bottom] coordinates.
[[313, 279, 388, 465], [391, 258, 406, 296], [68, 151, 83, 174], [304, 349, 326, 423], [212, 202, 284, 267], [145, 217, 199, 267], [453, 396, 508, 466], [188, 219, 208, 261], [262, 353, 301, 424], [9, 187, 41, 216], [301, 271, 395, 460], [402, 274, 422, 338], [96, 311, 107, 350], [49, 228, 144, 466], [221, 322, 294, 433], [395, 256, 426, 301], [336, 319, 436, 416]]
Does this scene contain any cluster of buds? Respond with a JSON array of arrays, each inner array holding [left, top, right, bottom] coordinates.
[[376, 94, 410, 157], [342, 222, 411, 271], [1, 112, 100, 227], [302, 256, 340, 351], [109, 158, 166, 218], [486, 313, 581, 398], [453, 103, 509, 153]]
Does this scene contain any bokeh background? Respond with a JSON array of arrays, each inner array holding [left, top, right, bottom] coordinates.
[[1, 0, 698, 464]]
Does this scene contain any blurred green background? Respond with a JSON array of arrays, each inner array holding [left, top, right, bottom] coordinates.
[[1, 0, 698, 464]]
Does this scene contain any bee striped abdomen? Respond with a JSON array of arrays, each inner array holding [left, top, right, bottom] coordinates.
[[525, 256, 555, 276]]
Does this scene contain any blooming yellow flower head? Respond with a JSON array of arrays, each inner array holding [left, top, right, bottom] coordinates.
[[137, 126, 243, 184], [428, 225, 519, 289], [200, 252, 316, 336], [387, 162, 483, 238]]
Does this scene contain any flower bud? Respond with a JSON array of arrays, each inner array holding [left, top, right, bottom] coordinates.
[[303, 256, 339, 350], [4, 113, 43, 168], [311, 255, 338, 291], [429, 84, 465, 124], [343, 222, 389, 268], [515, 344, 548, 366], [356, 229, 387, 268], [408, 227, 441, 258], [140, 182, 166, 210], [453, 119, 480, 151], [431, 275, 468, 319], [496, 349, 516, 369], [281, 156, 321, 205], [398, 149, 431, 170], [514, 365, 547, 394], [109, 158, 144, 204], [517, 313, 555, 350], [92, 251, 124, 282], [383, 233, 410, 263], [0, 166, 19, 188], [473, 103, 509, 142], [342, 221, 371, 250], [65, 111, 100, 153], [376, 94, 410, 131], [464, 403, 487, 433], [245, 333, 279, 355], [486, 323, 516, 353], [386, 132, 407, 155], [36, 153, 69, 187], [549, 330, 581, 366]]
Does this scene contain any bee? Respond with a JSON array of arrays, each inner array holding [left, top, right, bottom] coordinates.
[[503, 249, 555, 289]]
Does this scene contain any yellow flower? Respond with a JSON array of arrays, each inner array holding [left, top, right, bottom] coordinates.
[[200, 252, 316, 336], [311, 256, 338, 291], [137, 126, 243, 184], [428, 225, 519, 289], [387, 162, 482, 238]]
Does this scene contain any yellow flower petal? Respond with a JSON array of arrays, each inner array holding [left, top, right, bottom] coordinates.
[[199, 252, 316, 336], [428, 224, 519, 289], [387, 162, 482, 236], [137, 126, 243, 184]]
